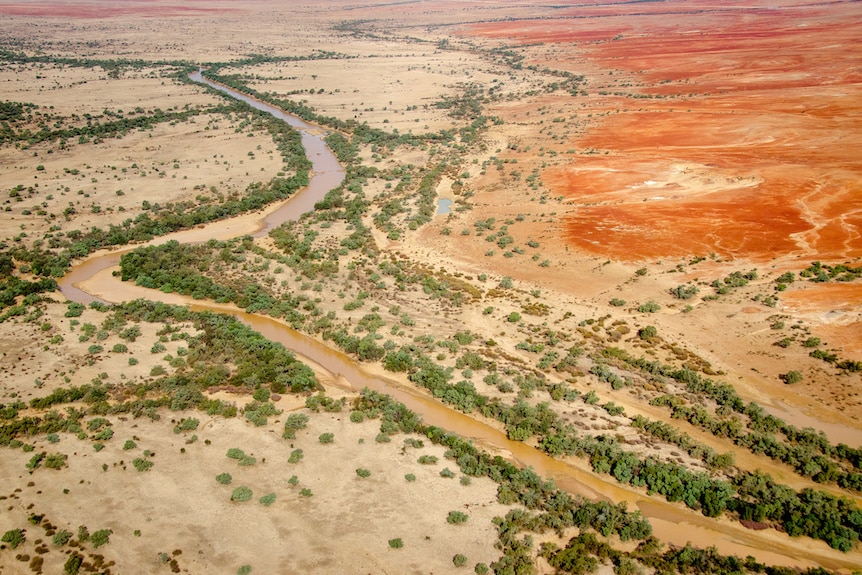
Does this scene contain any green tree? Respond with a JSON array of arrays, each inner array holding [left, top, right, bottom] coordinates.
[[670, 284, 699, 300], [1, 528, 25, 549], [52, 529, 72, 546], [91, 529, 112, 548], [638, 325, 657, 340], [64, 552, 84, 575]]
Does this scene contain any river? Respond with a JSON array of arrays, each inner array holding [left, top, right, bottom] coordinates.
[[56, 72, 860, 572]]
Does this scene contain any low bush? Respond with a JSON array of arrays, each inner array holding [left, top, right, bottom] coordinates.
[[230, 486, 253, 502], [447, 510, 469, 525]]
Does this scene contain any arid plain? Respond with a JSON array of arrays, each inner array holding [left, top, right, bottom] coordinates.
[[0, 1, 860, 574]]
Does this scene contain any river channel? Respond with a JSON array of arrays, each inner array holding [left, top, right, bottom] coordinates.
[[56, 73, 860, 572]]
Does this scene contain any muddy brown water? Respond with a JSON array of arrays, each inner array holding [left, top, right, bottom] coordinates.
[[56, 74, 860, 572]]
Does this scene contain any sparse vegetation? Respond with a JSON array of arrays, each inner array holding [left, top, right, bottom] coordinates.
[[0, 14, 857, 575]]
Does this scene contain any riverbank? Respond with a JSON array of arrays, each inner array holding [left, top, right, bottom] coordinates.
[[2, 1, 861, 573]]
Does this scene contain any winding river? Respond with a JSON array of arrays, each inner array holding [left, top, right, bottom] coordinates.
[[56, 73, 860, 572]]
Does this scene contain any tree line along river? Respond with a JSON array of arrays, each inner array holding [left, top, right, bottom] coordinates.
[[55, 71, 859, 572]]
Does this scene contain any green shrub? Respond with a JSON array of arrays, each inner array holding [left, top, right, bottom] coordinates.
[[637, 301, 660, 313], [65, 302, 86, 317], [288, 449, 304, 463], [609, 298, 626, 307], [388, 538, 404, 549], [26, 452, 46, 470], [375, 433, 392, 443], [259, 493, 276, 507], [603, 402, 625, 416], [226, 448, 246, 460], [123, 440, 137, 450], [299, 488, 313, 497], [230, 486, 253, 502], [405, 473, 416, 482], [453, 554, 467, 567], [52, 529, 72, 546], [45, 453, 68, 469], [64, 552, 84, 574], [1, 528, 25, 549], [670, 284, 699, 300], [356, 468, 371, 478], [637, 325, 657, 340], [440, 467, 456, 478], [474, 563, 489, 574], [174, 418, 199, 433], [91, 529, 112, 548], [283, 413, 309, 439], [781, 371, 803, 385], [447, 510, 469, 524], [319, 432, 334, 444], [132, 458, 154, 472], [216, 472, 232, 485], [418, 455, 438, 465]]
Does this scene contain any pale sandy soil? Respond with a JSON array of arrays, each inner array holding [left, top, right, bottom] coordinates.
[[0, 383, 510, 574], [0, 298, 513, 573], [0, 68, 285, 244], [1, 1, 861, 573]]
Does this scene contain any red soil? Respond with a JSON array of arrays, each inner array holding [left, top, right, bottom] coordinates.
[[464, 0, 862, 264], [782, 284, 862, 357]]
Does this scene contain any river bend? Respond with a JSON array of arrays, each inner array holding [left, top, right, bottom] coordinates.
[[55, 72, 860, 572]]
